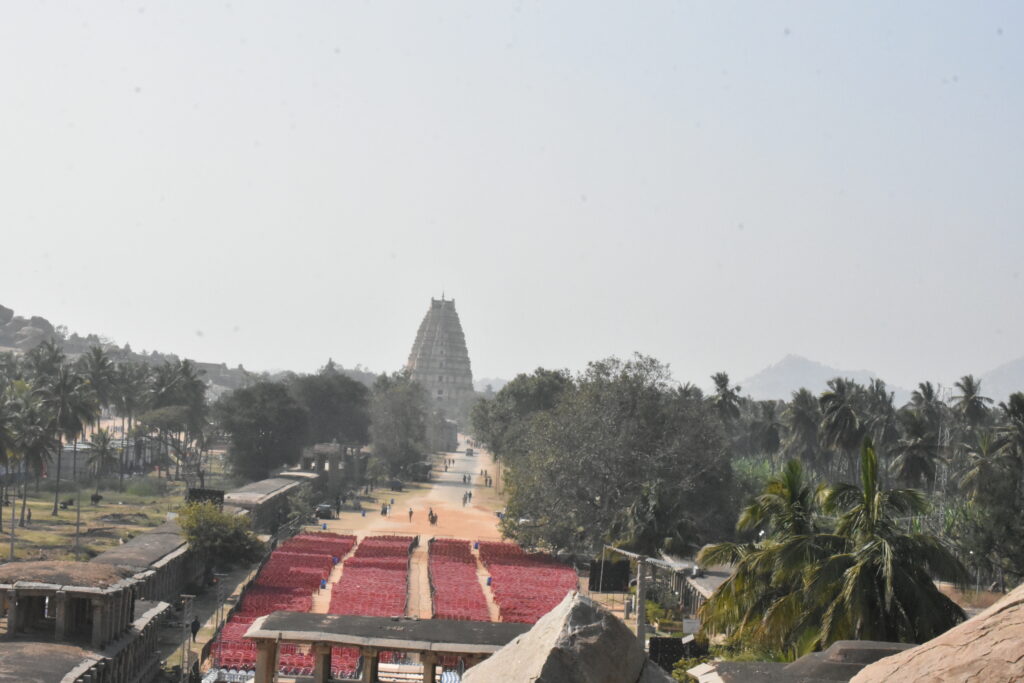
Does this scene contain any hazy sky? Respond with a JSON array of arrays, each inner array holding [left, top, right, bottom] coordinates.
[[2, 2, 1022, 390]]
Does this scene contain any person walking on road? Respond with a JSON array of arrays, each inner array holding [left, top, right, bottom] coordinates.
[[408, 507, 413, 522]]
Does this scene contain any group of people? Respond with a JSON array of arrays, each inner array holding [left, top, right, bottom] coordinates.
[[462, 490, 473, 506]]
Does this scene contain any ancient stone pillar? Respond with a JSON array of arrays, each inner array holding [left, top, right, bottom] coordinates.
[[91, 598, 106, 649], [361, 648, 379, 683], [312, 644, 332, 683], [5, 590, 18, 638], [422, 652, 438, 683], [254, 640, 278, 683], [54, 591, 68, 641]]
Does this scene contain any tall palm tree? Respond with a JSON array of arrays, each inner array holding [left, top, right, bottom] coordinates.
[[953, 375, 993, 432], [41, 365, 98, 516], [783, 388, 827, 476], [711, 372, 742, 424], [819, 378, 865, 480], [890, 408, 941, 490], [958, 429, 1010, 500], [112, 361, 150, 486], [24, 339, 64, 382], [0, 390, 16, 535], [813, 439, 966, 645], [698, 442, 966, 656], [11, 391, 51, 527], [78, 345, 115, 436], [86, 428, 118, 493]]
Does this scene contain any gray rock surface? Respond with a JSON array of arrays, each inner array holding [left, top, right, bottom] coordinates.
[[852, 582, 1024, 682], [463, 591, 674, 683], [0, 304, 12, 325]]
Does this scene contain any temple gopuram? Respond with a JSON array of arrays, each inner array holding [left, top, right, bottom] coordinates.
[[406, 297, 475, 413]]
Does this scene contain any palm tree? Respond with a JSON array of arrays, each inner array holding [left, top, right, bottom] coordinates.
[[112, 361, 150, 488], [783, 388, 826, 476], [0, 390, 16, 535], [958, 429, 1010, 500], [698, 442, 966, 656], [41, 365, 98, 516], [890, 408, 940, 490], [953, 375, 993, 432], [11, 391, 51, 527], [78, 345, 115, 436], [813, 439, 966, 645], [24, 339, 64, 382], [86, 428, 118, 494], [711, 372, 742, 424], [698, 460, 840, 656], [819, 378, 865, 480]]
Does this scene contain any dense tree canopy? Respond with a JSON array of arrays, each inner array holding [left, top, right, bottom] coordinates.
[[215, 381, 308, 480], [369, 371, 428, 477], [479, 355, 735, 556], [289, 364, 370, 446]]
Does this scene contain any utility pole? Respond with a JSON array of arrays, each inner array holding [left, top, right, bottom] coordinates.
[[180, 594, 195, 683], [636, 557, 649, 646]]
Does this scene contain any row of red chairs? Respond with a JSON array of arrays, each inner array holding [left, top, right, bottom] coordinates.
[[430, 539, 491, 621], [478, 541, 578, 623], [328, 535, 413, 617], [213, 533, 355, 671]]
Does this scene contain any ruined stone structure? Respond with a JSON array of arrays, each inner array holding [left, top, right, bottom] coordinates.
[[406, 297, 475, 408]]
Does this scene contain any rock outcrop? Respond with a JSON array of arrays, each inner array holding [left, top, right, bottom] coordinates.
[[852, 582, 1024, 682], [463, 591, 674, 683]]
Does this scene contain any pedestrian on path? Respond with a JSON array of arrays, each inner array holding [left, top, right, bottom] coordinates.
[[190, 616, 200, 642], [408, 507, 413, 522]]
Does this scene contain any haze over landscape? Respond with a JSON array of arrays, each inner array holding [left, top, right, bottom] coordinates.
[[3, 1, 1022, 392]]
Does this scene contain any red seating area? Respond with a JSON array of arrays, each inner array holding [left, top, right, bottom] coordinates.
[[429, 539, 491, 621], [213, 532, 355, 672], [328, 535, 414, 617], [478, 541, 578, 623]]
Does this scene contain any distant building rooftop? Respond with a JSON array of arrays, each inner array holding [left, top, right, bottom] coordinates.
[[224, 477, 300, 507], [90, 520, 186, 571], [0, 560, 136, 589]]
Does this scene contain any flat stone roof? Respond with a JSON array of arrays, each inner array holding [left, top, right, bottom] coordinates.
[[246, 612, 531, 655], [90, 520, 186, 570], [0, 641, 99, 683], [687, 565, 732, 599], [224, 477, 299, 507], [0, 561, 134, 589]]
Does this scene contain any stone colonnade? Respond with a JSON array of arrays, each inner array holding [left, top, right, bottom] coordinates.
[[252, 639, 488, 683]]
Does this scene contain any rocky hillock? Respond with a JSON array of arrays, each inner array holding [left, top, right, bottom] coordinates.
[[463, 591, 673, 683]]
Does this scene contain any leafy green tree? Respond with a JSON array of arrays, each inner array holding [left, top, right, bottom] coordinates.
[[289, 365, 370, 446], [471, 367, 572, 463], [369, 371, 428, 477], [178, 501, 264, 571], [111, 361, 150, 488], [215, 381, 308, 480], [501, 355, 733, 556]]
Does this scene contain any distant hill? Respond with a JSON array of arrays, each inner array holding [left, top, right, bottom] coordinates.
[[0, 302, 377, 398], [980, 357, 1024, 404], [741, 355, 911, 405]]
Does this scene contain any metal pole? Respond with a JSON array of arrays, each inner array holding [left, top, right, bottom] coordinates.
[[636, 558, 648, 646], [598, 546, 606, 594]]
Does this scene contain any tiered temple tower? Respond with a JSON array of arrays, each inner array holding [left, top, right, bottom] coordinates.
[[406, 297, 474, 407]]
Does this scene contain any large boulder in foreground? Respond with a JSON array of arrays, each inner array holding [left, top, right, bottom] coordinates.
[[463, 591, 674, 683], [852, 582, 1024, 682]]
